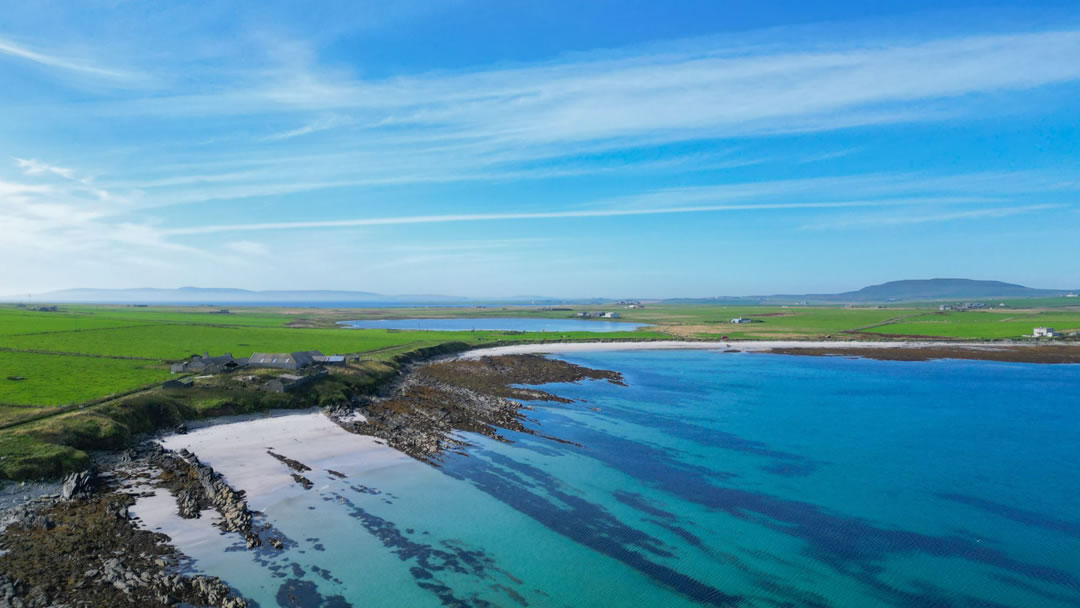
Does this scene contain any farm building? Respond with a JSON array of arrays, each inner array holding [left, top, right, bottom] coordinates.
[[172, 353, 243, 374], [313, 355, 346, 365], [1033, 327, 1057, 338], [263, 369, 327, 393], [730, 317, 753, 324], [248, 351, 321, 370], [162, 378, 194, 390]]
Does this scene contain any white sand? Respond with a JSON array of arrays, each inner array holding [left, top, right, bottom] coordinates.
[[131, 411, 412, 546], [157, 412, 410, 508], [457, 340, 1018, 358]]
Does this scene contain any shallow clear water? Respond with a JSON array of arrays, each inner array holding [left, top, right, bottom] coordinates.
[[339, 317, 649, 332], [154, 351, 1080, 607]]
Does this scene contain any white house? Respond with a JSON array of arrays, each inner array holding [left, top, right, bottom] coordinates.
[[1067, 293, 1079, 298], [1033, 327, 1057, 338], [730, 317, 753, 324], [603, 312, 621, 319]]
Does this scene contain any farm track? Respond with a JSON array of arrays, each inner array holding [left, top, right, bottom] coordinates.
[[4, 322, 163, 338], [0, 346, 163, 362], [847, 312, 935, 333], [0, 381, 168, 431], [5, 320, 292, 338]]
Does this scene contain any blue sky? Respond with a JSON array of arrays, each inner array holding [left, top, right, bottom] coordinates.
[[2, 1, 1078, 298]]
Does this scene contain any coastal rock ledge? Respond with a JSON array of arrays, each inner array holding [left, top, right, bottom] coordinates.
[[329, 354, 624, 462], [0, 444, 253, 608]]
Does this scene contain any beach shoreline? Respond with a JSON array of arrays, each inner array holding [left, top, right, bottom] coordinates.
[[456, 339, 1080, 363]]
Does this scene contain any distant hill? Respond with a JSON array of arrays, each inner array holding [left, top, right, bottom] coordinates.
[[667, 279, 1074, 304], [13, 287, 577, 306], [824, 279, 1068, 302]]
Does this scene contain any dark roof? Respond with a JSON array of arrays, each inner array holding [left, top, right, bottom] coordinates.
[[249, 352, 316, 367]]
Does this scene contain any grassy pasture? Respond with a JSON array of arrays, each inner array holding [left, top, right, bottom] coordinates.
[[2, 323, 664, 360], [863, 311, 1080, 338], [0, 308, 157, 337], [59, 305, 295, 327], [0, 351, 170, 409]]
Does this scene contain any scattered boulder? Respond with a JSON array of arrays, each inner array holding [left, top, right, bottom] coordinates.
[[60, 469, 96, 501], [9, 506, 55, 531]]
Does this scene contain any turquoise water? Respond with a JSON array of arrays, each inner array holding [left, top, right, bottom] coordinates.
[[339, 317, 649, 332], [163, 351, 1080, 607]]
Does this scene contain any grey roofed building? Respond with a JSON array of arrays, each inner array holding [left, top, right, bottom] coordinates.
[[174, 352, 242, 374], [248, 351, 317, 370], [162, 377, 194, 390], [313, 355, 346, 365], [190, 353, 241, 373]]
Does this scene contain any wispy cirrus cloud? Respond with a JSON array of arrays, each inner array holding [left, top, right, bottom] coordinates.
[[160, 197, 1002, 236], [14, 157, 75, 179], [13, 26, 1080, 213], [4, 11, 1080, 294], [0, 36, 138, 81], [114, 29, 1080, 139], [800, 203, 1065, 230]]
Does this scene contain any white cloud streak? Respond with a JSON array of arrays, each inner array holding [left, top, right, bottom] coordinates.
[[0, 36, 135, 80], [800, 203, 1064, 230], [162, 198, 991, 235], [4, 19, 1080, 293], [15, 157, 74, 179], [9, 27, 1078, 215]]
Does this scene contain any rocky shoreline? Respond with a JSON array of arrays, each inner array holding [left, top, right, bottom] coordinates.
[[766, 343, 1080, 363], [328, 354, 624, 462], [0, 353, 624, 607], [0, 446, 253, 608]]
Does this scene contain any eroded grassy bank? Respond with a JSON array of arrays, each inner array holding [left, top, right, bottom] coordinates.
[[0, 342, 471, 481]]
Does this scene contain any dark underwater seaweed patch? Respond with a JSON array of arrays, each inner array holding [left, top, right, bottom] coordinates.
[[614, 490, 677, 520], [443, 448, 741, 607], [327, 493, 523, 607], [595, 399, 820, 476], [275, 578, 352, 608], [937, 492, 1080, 539], [520, 407, 1080, 593], [646, 518, 707, 550]]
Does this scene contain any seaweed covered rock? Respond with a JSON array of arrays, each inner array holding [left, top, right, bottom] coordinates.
[[332, 354, 619, 462], [0, 492, 248, 607]]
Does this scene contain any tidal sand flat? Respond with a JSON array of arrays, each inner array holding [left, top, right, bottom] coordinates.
[[129, 350, 1080, 607]]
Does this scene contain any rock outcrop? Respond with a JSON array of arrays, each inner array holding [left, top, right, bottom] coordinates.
[[60, 468, 96, 501], [328, 354, 620, 462], [0, 489, 250, 608], [152, 447, 260, 549]]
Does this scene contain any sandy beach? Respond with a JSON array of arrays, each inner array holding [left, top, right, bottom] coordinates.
[[130, 411, 414, 548], [456, 340, 1014, 358], [159, 411, 410, 506]]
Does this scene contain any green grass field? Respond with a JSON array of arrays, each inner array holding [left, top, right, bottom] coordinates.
[[0, 308, 158, 336], [0, 351, 169, 410], [59, 305, 297, 327], [862, 310, 1080, 338], [2, 324, 663, 360], [0, 303, 669, 409]]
